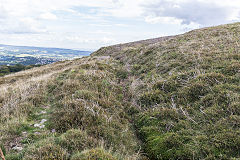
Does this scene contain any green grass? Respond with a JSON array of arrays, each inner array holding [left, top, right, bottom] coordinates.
[[93, 22, 240, 159], [1, 22, 240, 159], [0, 57, 140, 159]]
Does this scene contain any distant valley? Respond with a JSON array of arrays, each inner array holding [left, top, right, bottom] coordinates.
[[0, 44, 92, 65]]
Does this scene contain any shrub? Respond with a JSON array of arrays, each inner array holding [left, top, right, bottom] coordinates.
[[74, 90, 98, 101], [144, 132, 195, 160], [48, 100, 99, 133], [71, 148, 117, 160], [57, 129, 97, 153], [222, 63, 240, 76], [139, 90, 166, 107], [116, 68, 129, 79], [23, 138, 69, 160], [180, 82, 210, 103], [196, 73, 226, 86], [153, 80, 179, 93]]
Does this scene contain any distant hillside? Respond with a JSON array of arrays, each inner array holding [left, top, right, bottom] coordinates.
[[0, 44, 91, 65], [0, 64, 42, 77], [1, 22, 240, 160]]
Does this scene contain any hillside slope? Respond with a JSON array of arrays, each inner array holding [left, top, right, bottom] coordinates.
[[94, 22, 240, 159], [0, 56, 141, 160], [1, 22, 240, 159]]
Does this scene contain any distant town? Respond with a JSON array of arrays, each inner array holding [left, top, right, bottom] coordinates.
[[0, 44, 91, 65]]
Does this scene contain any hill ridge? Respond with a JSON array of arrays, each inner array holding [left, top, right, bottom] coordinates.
[[1, 22, 240, 159]]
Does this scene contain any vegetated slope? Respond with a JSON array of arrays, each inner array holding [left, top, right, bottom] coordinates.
[[0, 56, 140, 160], [0, 22, 240, 160], [93, 22, 240, 159]]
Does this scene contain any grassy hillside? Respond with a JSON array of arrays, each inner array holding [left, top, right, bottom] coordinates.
[[1, 22, 240, 159], [0, 57, 141, 159], [94, 22, 240, 159]]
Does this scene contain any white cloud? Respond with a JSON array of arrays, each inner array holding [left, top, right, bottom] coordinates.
[[1, 0, 240, 29], [40, 12, 57, 20], [102, 0, 144, 18], [141, 0, 240, 26], [0, 0, 121, 34], [145, 16, 182, 24], [0, 17, 46, 34]]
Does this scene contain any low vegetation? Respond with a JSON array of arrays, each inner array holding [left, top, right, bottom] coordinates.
[[94, 22, 240, 159], [1, 22, 240, 159], [0, 57, 140, 159]]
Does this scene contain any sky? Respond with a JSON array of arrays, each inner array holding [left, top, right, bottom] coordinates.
[[0, 0, 240, 51]]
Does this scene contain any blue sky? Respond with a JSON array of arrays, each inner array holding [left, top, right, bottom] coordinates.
[[0, 0, 240, 51]]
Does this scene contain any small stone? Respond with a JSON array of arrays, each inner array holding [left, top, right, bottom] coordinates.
[[12, 146, 23, 151], [40, 111, 47, 114], [40, 119, 47, 124], [34, 119, 47, 129], [39, 124, 45, 129], [34, 123, 41, 128], [34, 123, 45, 129]]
